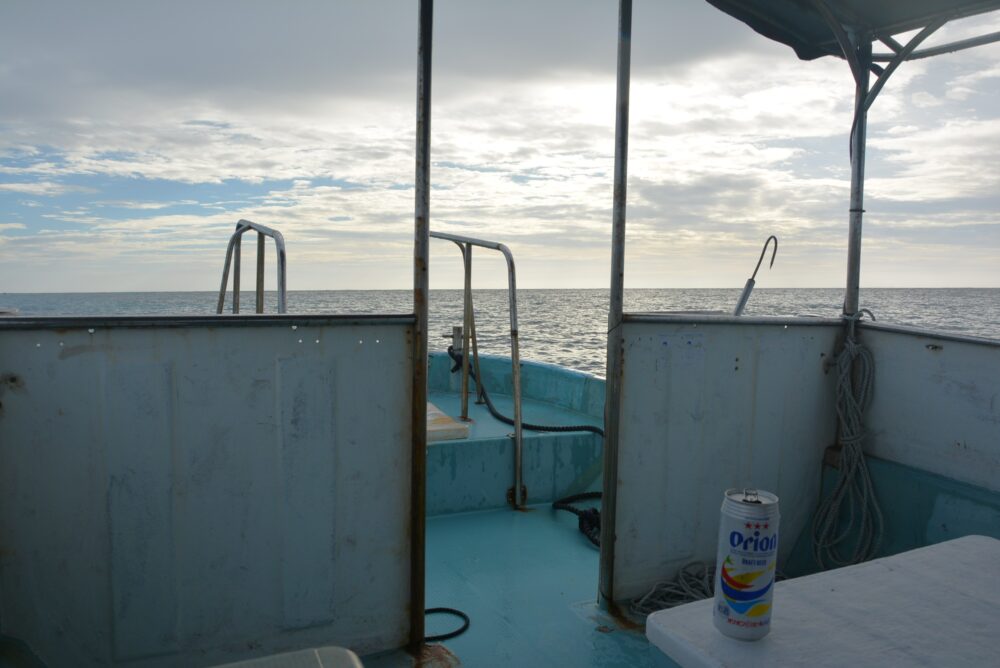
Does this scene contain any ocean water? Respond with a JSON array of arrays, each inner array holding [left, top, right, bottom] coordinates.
[[3, 288, 998, 375]]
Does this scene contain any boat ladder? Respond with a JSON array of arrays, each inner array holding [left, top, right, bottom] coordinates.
[[430, 230, 525, 509], [216, 219, 287, 314]]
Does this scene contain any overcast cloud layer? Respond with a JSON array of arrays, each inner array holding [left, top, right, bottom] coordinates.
[[1, 0, 998, 292]]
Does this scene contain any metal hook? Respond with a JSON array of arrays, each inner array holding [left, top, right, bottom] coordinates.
[[750, 235, 778, 281], [734, 235, 778, 316]]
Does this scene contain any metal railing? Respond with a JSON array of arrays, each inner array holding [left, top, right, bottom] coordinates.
[[216, 219, 287, 314], [430, 230, 525, 509]]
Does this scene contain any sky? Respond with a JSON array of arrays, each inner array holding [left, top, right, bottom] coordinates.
[[1, 0, 999, 292]]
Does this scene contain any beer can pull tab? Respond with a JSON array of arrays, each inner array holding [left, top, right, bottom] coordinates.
[[742, 488, 762, 504]]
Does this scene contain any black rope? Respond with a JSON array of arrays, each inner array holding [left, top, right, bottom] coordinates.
[[446, 347, 604, 437], [552, 491, 602, 548], [552, 491, 602, 508], [424, 607, 470, 642]]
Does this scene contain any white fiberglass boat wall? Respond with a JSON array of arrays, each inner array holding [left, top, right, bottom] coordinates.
[[607, 314, 1000, 601], [600, 0, 1000, 605], [0, 316, 415, 666], [610, 315, 841, 599], [860, 323, 1000, 494]]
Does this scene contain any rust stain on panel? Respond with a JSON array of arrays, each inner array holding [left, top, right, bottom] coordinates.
[[1, 373, 24, 390], [606, 600, 643, 632], [411, 643, 461, 667], [59, 344, 113, 359]]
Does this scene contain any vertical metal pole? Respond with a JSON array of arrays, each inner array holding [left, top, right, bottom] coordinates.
[[844, 36, 871, 316], [504, 248, 524, 508], [599, 0, 632, 608], [233, 234, 242, 314], [275, 236, 287, 314], [470, 295, 485, 405], [410, 0, 432, 650], [256, 232, 265, 314], [460, 244, 472, 420]]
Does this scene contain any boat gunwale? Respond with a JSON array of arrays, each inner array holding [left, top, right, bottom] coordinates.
[[857, 320, 1000, 348], [621, 313, 1000, 348], [0, 313, 416, 331], [623, 313, 841, 327]]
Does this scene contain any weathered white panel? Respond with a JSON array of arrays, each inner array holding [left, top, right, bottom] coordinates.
[[613, 317, 840, 600], [0, 336, 115, 662], [0, 318, 413, 667], [106, 361, 179, 659], [861, 325, 1000, 493], [277, 355, 337, 630]]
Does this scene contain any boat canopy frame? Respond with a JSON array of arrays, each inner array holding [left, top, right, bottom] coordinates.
[[706, 0, 1000, 316], [599, 0, 1000, 606], [406, 0, 1000, 619], [706, 0, 1000, 63]]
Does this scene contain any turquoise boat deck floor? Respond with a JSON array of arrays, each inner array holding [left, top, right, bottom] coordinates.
[[421, 505, 658, 667], [428, 390, 603, 441]]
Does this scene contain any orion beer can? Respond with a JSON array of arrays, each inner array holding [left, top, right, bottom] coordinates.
[[713, 488, 780, 640]]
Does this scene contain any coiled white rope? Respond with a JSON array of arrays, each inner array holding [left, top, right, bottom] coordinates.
[[630, 561, 789, 617], [631, 311, 884, 616], [811, 310, 884, 569], [630, 562, 715, 617]]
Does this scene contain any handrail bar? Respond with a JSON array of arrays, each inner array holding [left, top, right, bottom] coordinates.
[[430, 230, 525, 509], [216, 219, 287, 314]]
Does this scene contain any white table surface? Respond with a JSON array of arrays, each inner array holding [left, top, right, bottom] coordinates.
[[647, 535, 1000, 667]]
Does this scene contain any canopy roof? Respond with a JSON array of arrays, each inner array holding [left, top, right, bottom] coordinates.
[[707, 0, 1000, 60]]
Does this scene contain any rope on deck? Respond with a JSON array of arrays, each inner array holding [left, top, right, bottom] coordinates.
[[629, 562, 716, 617], [629, 564, 793, 618], [552, 492, 602, 548], [424, 607, 470, 642], [811, 310, 884, 570]]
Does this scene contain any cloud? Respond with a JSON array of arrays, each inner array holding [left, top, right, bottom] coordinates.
[[868, 118, 1000, 200], [910, 91, 943, 108], [0, 1, 998, 290], [94, 199, 200, 210], [0, 181, 93, 196]]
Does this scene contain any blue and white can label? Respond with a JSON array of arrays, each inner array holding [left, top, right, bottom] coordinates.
[[713, 488, 780, 640]]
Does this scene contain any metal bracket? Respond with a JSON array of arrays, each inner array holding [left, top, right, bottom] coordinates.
[[507, 485, 528, 508]]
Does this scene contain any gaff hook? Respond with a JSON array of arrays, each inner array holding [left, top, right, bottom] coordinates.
[[750, 235, 778, 281], [734, 235, 778, 316]]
